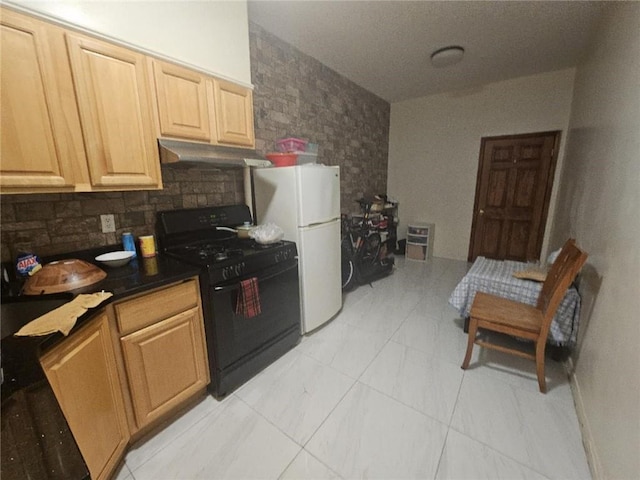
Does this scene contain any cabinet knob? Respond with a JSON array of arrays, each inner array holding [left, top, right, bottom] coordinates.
[[479, 209, 485, 215]]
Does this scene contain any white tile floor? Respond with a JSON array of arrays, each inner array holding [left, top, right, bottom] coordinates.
[[115, 257, 591, 480]]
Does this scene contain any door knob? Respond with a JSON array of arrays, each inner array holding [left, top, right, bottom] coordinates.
[[479, 209, 485, 215]]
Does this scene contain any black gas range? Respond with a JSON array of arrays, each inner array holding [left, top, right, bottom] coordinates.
[[163, 237, 298, 284], [157, 205, 301, 398]]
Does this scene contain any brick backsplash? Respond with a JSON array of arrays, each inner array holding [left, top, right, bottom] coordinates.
[[0, 22, 390, 263], [0, 167, 244, 262]]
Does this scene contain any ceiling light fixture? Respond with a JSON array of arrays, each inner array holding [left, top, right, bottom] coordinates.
[[430, 46, 465, 68]]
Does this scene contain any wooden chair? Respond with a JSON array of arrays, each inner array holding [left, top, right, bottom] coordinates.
[[461, 239, 588, 393]]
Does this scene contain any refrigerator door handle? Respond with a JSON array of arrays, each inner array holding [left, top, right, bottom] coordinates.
[[305, 218, 340, 228]]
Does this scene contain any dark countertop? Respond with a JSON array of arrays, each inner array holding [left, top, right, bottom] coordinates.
[[2, 246, 202, 338], [0, 247, 202, 480], [22, 245, 202, 300], [2, 247, 202, 396]]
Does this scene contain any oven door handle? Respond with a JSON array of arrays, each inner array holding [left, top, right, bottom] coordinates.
[[213, 260, 298, 293]]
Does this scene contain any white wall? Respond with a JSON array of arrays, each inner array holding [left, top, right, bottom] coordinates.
[[549, 3, 640, 479], [388, 69, 575, 260], [6, 0, 252, 86]]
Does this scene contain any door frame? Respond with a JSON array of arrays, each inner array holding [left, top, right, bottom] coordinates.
[[467, 130, 561, 262]]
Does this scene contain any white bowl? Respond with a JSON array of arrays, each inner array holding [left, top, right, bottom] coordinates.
[[95, 251, 135, 267]]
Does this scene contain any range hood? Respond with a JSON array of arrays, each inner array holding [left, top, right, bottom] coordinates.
[[158, 138, 271, 168]]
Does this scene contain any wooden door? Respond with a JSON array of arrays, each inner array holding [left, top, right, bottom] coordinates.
[[468, 131, 560, 262], [65, 32, 162, 189], [0, 9, 82, 191], [150, 59, 213, 142], [210, 78, 255, 147], [41, 312, 129, 480]]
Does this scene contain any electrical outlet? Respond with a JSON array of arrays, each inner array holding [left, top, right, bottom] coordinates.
[[100, 214, 116, 233]]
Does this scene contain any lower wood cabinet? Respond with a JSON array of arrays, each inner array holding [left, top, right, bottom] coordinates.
[[40, 312, 129, 480], [39, 278, 210, 477], [113, 278, 210, 434], [120, 306, 210, 429]]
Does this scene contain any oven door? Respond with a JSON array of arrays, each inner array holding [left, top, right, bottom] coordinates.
[[209, 259, 300, 372]]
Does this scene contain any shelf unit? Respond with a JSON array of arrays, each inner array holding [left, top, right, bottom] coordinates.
[[352, 201, 398, 253], [406, 223, 434, 261]]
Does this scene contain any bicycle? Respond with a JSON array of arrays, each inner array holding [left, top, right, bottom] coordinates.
[[341, 198, 394, 291]]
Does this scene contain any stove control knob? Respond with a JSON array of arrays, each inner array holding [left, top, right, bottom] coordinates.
[[235, 262, 245, 277]]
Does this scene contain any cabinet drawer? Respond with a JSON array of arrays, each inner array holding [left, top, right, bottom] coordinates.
[[115, 280, 199, 335], [406, 243, 427, 261], [407, 234, 428, 245], [408, 226, 429, 236]]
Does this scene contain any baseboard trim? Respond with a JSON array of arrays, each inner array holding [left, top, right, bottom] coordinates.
[[565, 357, 603, 480]]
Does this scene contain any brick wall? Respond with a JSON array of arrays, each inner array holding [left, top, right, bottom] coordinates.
[[0, 167, 244, 262], [0, 23, 390, 263], [249, 22, 390, 213]]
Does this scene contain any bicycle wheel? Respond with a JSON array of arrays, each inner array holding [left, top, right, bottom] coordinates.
[[355, 233, 381, 283], [341, 237, 356, 291], [362, 233, 381, 264], [342, 257, 356, 291]]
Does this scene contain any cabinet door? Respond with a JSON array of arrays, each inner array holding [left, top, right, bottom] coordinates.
[[151, 59, 212, 142], [40, 312, 129, 480], [120, 307, 209, 430], [65, 32, 162, 189], [211, 78, 255, 147], [0, 9, 81, 190]]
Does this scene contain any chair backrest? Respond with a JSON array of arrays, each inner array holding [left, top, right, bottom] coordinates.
[[536, 238, 588, 339]]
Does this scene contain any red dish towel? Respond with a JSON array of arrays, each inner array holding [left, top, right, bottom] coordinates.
[[235, 277, 262, 318]]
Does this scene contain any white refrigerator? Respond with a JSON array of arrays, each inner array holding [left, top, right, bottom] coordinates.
[[253, 165, 341, 334]]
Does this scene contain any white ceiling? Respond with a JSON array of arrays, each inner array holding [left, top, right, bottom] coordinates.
[[248, 1, 607, 103]]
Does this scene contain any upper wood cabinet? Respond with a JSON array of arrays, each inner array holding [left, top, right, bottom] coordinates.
[[211, 78, 255, 147], [0, 9, 85, 191], [40, 312, 129, 480], [151, 59, 213, 142], [66, 32, 162, 189], [1, 7, 255, 193], [149, 58, 255, 148], [0, 7, 162, 193]]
